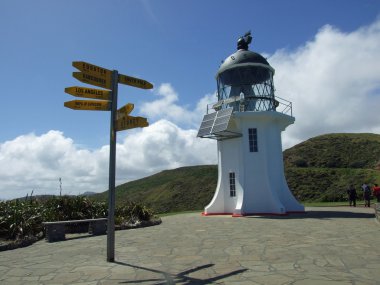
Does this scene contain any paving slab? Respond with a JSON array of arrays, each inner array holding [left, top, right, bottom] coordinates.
[[0, 206, 379, 285]]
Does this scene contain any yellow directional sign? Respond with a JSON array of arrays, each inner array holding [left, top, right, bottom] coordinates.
[[115, 115, 148, 131], [73, 72, 112, 90], [64, 60, 153, 262], [117, 103, 134, 119], [64, 100, 111, 111], [73, 61, 112, 80], [118, 74, 153, 89], [65, 86, 111, 101]]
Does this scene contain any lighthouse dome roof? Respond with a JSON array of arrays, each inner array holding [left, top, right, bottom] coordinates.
[[217, 49, 273, 78]]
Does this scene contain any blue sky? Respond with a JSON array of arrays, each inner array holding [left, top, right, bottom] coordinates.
[[1, 0, 380, 199]]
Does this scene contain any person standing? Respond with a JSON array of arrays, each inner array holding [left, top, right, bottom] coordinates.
[[347, 185, 357, 207], [362, 183, 371, 207], [372, 184, 380, 202]]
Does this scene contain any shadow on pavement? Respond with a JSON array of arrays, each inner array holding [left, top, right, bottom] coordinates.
[[247, 210, 374, 220], [115, 261, 247, 284]]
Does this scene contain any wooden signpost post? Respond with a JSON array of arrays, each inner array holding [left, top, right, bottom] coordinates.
[[64, 61, 153, 262]]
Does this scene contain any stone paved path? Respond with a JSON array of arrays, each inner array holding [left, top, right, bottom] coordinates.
[[0, 207, 379, 285]]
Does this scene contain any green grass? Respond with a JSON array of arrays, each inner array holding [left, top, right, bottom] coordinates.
[[304, 199, 377, 207], [91, 165, 217, 214], [303, 201, 349, 207], [284, 133, 380, 169], [286, 167, 380, 202], [157, 210, 202, 217]]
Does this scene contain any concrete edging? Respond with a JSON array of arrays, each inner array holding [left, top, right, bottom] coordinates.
[[375, 203, 380, 222]]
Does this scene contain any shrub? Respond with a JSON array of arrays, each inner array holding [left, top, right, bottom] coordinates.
[[349, 161, 366, 168], [294, 158, 308, 167], [0, 199, 44, 239], [115, 201, 154, 225], [42, 196, 107, 221], [0, 196, 154, 240]]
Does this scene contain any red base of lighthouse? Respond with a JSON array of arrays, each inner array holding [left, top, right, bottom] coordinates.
[[202, 211, 306, 217]]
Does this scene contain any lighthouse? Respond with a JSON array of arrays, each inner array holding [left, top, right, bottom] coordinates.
[[197, 32, 304, 216]]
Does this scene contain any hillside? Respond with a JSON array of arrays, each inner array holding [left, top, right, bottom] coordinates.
[[283, 133, 380, 202], [91, 133, 380, 213], [285, 167, 379, 202], [92, 165, 217, 213], [283, 133, 380, 169]]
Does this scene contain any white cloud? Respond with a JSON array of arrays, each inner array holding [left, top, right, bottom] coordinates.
[[140, 83, 216, 128], [0, 131, 110, 199], [0, 123, 216, 200], [115, 120, 216, 184], [270, 20, 380, 148]]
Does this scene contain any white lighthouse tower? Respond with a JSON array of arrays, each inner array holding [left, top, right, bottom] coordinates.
[[197, 32, 304, 216]]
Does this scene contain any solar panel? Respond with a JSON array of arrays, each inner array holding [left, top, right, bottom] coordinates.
[[197, 112, 217, 137], [211, 109, 232, 133], [197, 108, 240, 140]]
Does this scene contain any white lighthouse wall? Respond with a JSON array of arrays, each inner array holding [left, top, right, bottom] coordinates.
[[204, 138, 241, 214], [204, 111, 304, 216], [260, 114, 304, 212], [203, 144, 225, 214], [237, 113, 286, 214]]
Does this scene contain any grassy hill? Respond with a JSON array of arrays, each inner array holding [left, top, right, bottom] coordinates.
[[92, 165, 217, 213], [284, 133, 380, 202], [285, 167, 379, 202], [91, 133, 380, 213], [283, 133, 380, 169]]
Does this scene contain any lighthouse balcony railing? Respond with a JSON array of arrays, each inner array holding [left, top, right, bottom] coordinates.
[[275, 96, 293, 116], [206, 95, 292, 116]]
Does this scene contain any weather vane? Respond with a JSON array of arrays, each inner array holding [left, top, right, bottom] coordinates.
[[237, 31, 252, 50]]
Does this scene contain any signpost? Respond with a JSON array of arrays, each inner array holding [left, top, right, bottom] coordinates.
[[107, 70, 118, 263], [64, 99, 111, 111], [72, 61, 153, 90], [64, 61, 152, 262], [117, 103, 134, 119], [72, 61, 112, 79], [65, 86, 111, 100], [73, 72, 112, 90], [116, 115, 149, 131], [118, 74, 154, 89]]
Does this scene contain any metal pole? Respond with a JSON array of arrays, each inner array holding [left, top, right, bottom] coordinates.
[[107, 70, 118, 262]]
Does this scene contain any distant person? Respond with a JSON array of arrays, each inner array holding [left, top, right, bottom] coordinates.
[[347, 185, 357, 207], [362, 183, 371, 207], [372, 184, 380, 202]]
